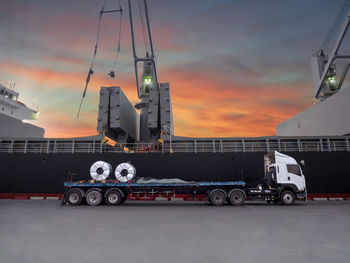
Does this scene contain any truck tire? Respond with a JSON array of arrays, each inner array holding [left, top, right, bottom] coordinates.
[[209, 190, 226, 206], [228, 190, 245, 206], [86, 190, 103, 206], [105, 190, 123, 206], [280, 190, 295, 206], [66, 189, 83, 206]]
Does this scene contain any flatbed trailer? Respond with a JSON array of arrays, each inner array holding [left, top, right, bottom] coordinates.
[[62, 151, 307, 206], [62, 179, 306, 206]]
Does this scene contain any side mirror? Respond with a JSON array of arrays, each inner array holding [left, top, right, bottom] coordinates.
[[300, 160, 306, 171]]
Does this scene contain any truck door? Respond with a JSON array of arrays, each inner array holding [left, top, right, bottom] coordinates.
[[275, 163, 289, 184], [286, 164, 305, 191]]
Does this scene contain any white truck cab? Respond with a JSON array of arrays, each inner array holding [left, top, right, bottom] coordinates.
[[273, 151, 306, 191], [264, 151, 307, 204]]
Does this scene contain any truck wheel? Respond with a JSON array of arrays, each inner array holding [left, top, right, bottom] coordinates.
[[66, 189, 83, 206], [228, 191, 245, 206], [105, 190, 122, 206], [209, 190, 226, 206], [280, 190, 295, 206], [86, 190, 103, 206]]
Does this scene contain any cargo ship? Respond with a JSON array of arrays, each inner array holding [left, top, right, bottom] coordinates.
[[1, 0, 350, 199]]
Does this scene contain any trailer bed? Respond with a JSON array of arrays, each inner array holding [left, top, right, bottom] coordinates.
[[64, 181, 246, 188]]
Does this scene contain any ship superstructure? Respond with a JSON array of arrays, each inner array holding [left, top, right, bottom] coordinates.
[[0, 82, 44, 138]]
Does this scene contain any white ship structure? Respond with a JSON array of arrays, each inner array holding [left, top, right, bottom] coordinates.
[[277, 8, 350, 136], [0, 82, 44, 138]]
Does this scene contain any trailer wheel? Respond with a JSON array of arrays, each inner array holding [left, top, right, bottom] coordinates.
[[66, 189, 83, 206], [86, 190, 103, 206], [209, 190, 226, 206], [228, 190, 245, 206], [105, 190, 123, 206], [280, 190, 295, 206]]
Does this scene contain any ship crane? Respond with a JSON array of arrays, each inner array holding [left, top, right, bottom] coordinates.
[[277, 2, 350, 136], [128, 0, 162, 141], [311, 3, 350, 101], [94, 0, 173, 143], [128, 0, 158, 99]]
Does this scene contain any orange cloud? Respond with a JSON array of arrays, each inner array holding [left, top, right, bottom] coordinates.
[[160, 67, 311, 137], [0, 60, 312, 139]]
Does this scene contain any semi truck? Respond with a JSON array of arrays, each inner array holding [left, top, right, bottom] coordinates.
[[62, 151, 307, 206]]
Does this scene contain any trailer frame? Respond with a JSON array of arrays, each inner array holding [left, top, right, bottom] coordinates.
[[62, 180, 305, 206]]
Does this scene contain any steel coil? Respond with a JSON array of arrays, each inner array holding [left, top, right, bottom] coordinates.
[[115, 162, 136, 182], [90, 161, 112, 181]]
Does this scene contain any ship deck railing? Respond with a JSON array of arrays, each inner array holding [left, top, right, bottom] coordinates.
[[0, 136, 349, 153]]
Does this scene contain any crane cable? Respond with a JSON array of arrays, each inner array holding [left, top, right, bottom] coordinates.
[[138, 0, 149, 54], [77, 0, 108, 118], [111, 0, 123, 73]]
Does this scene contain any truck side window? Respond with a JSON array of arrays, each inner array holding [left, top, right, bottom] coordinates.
[[287, 164, 301, 176]]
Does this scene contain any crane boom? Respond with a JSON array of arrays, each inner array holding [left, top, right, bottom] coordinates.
[[312, 9, 350, 100]]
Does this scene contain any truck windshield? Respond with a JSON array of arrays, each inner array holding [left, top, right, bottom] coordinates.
[[287, 164, 301, 176]]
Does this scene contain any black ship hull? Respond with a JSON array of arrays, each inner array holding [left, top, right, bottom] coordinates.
[[0, 151, 349, 195]]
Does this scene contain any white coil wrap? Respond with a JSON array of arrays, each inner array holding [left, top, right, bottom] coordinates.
[[90, 161, 112, 181], [115, 163, 136, 182]]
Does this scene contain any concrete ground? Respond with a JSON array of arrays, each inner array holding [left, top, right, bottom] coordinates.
[[0, 200, 349, 263]]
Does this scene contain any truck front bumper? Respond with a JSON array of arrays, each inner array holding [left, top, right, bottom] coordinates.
[[296, 189, 307, 201]]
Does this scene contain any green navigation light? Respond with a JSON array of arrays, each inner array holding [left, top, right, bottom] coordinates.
[[144, 75, 152, 84], [326, 76, 337, 91]]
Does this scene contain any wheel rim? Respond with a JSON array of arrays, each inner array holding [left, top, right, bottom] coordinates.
[[213, 194, 224, 203], [233, 194, 242, 203], [88, 192, 100, 204], [283, 193, 293, 204], [69, 192, 79, 203], [108, 193, 119, 203]]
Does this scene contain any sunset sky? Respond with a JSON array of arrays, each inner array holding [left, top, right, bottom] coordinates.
[[0, 0, 347, 138]]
